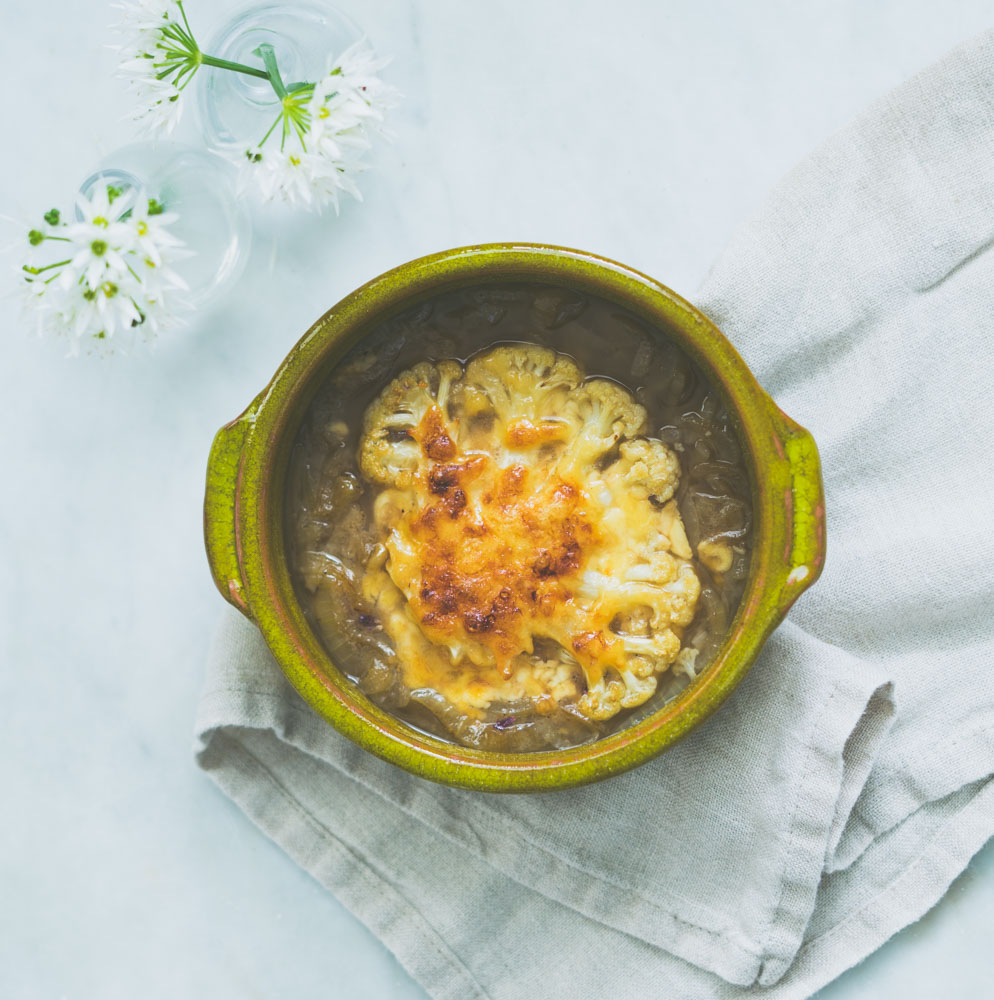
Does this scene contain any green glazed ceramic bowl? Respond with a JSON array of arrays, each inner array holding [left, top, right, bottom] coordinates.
[[204, 244, 825, 792]]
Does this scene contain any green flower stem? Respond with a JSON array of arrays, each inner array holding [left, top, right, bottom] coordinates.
[[258, 112, 284, 148], [199, 53, 270, 80], [175, 1, 196, 41], [23, 259, 71, 275], [254, 43, 288, 98]]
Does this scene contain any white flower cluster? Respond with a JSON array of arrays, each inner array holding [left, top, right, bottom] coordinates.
[[22, 184, 189, 355], [240, 39, 399, 212], [109, 0, 399, 214], [113, 0, 197, 134]]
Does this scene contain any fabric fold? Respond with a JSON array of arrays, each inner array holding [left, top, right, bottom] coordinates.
[[197, 610, 896, 988]]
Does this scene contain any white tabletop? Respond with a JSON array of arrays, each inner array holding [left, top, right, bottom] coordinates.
[[2, 1, 992, 997]]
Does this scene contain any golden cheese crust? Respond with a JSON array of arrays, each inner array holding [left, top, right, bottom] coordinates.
[[358, 346, 701, 722]]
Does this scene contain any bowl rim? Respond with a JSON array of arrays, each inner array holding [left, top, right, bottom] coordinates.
[[206, 243, 825, 791]]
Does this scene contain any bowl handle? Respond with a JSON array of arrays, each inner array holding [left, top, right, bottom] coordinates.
[[203, 403, 259, 617], [772, 407, 826, 615]]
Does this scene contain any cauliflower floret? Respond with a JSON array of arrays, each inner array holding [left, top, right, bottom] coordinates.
[[576, 662, 660, 719], [578, 676, 626, 720], [605, 437, 681, 505], [359, 361, 462, 487], [576, 654, 666, 719], [566, 430, 700, 720], [610, 604, 653, 636], [578, 649, 663, 719], [617, 668, 658, 708], [462, 344, 580, 414], [559, 379, 648, 470], [623, 549, 679, 585], [660, 563, 702, 627], [576, 572, 686, 635], [568, 568, 690, 720], [460, 344, 581, 449], [619, 628, 682, 663]]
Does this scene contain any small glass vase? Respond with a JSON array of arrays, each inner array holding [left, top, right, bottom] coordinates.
[[79, 142, 251, 308], [197, 1, 361, 155]]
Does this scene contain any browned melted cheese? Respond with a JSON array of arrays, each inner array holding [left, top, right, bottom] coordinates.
[[405, 408, 602, 676], [359, 352, 700, 721]]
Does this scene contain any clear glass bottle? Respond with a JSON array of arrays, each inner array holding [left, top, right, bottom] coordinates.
[[197, 2, 361, 155], [78, 142, 251, 307]]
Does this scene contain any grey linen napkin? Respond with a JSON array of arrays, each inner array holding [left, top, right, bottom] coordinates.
[[195, 30, 994, 999]]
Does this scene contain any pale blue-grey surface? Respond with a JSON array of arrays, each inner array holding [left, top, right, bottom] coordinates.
[[1, 1, 992, 997]]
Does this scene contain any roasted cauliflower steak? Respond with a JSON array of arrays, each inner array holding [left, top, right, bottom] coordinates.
[[357, 344, 701, 723]]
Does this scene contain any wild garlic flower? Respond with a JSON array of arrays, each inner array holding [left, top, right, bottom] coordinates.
[[321, 38, 396, 134], [109, 0, 398, 213], [19, 185, 189, 355], [113, 0, 201, 134], [240, 39, 398, 211]]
